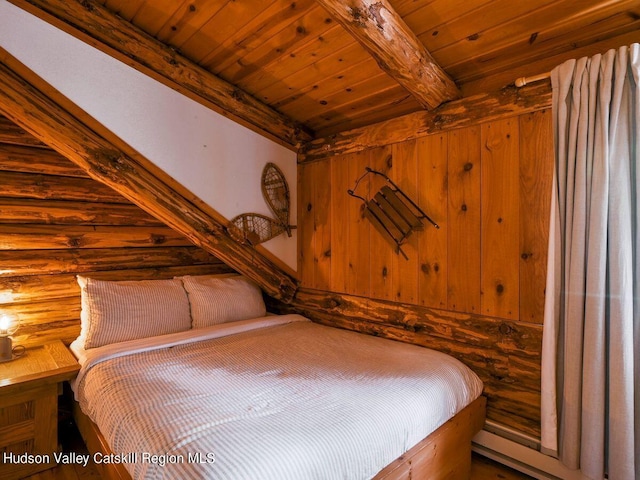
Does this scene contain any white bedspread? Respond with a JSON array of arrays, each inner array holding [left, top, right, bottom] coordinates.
[[73, 315, 483, 480]]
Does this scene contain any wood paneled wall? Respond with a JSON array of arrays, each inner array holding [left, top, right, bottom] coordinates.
[[295, 108, 553, 438], [0, 115, 234, 347]]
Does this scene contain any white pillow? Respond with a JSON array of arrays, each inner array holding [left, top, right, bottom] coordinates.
[[78, 276, 192, 349], [180, 275, 266, 328]]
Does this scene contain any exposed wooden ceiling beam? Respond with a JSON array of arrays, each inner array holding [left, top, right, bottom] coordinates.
[[0, 47, 299, 303], [299, 81, 552, 162], [315, 0, 461, 110], [7, 0, 314, 149]]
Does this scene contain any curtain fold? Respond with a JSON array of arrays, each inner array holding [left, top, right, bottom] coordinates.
[[541, 44, 639, 480]]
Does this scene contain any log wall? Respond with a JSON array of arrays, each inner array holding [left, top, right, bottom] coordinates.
[[293, 107, 554, 438], [0, 115, 234, 346]]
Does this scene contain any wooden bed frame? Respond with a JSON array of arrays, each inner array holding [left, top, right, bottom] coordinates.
[[73, 396, 486, 480]]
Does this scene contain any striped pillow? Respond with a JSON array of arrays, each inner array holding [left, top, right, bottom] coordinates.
[[78, 276, 192, 349], [180, 275, 266, 328]]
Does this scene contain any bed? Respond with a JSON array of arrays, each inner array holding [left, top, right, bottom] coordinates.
[[69, 274, 485, 480]]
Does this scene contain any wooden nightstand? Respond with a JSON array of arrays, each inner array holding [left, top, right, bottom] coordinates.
[[0, 340, 79, 479]]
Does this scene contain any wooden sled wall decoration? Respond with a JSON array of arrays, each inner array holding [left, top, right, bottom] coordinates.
[[229, 163, 296, 246], [348, 167, 439, 260]]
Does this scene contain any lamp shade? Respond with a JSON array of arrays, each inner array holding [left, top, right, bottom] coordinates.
[[0, 313, 19, 337]]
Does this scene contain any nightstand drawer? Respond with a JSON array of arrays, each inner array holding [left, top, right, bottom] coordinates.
[[0, 341, 79, 479], [0, 383, 57, 478]]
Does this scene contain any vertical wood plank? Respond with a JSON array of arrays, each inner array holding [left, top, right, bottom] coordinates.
[[369, 146, 395, 300], [298, 161, 315, 288], [481, 119, 520, 319], [417, 134, 448, 309], [347, 151, 371, 296], [447, 126, 481, 313], [330, 154, 351, 293], [391, 139, 419, 304], [519, 109, 553, 323], [314, 159, 332, 291], [33, 386, 57, 455]]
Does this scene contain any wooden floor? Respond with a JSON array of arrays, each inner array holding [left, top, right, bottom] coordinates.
[[22, 420, 535, 480], [471, 454, 535, 480]]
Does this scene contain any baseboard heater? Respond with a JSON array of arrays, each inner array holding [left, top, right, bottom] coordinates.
[[472, 420, 584, 480]]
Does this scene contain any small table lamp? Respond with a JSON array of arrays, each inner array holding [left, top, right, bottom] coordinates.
[[0, 313, 20, 362]]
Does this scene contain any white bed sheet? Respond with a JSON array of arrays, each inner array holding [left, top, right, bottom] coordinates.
[[73, 315, 483, 480]]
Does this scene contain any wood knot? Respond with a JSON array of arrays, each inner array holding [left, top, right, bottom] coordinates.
[[80, 0, 95, 12], [499, 323, 513, 335], [323, 297, 340, 309], [368, 2, 386, 29], [150, 234, 166, 245], [403, 323, 417, 333], [496, 284, 505, 294], [66, 237, 83, 248], [382, 266, 388, 277], [323, 249, 331, 258], [421, 263, 430, 274], [307, 203, 312, 212], [463, 162, 473, 172], [385, 154, 393, 169], [359, 204, 367, 218], [461, 204, 467, 212], [348, 7, 367, 28], [521, 252, 531, 260]]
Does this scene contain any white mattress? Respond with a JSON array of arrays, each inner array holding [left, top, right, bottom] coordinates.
[[72, 314, 483, 479]]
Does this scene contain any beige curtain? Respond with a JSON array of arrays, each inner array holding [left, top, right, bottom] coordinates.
[[541, 44, 639, 480]]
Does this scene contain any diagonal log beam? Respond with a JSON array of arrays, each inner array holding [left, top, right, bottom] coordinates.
[[315, 0, 461, 110], [0, 47, 298, 302], [7, 0, 313, 149]]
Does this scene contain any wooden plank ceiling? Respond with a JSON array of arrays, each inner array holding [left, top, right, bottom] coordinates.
[[20, 0, 640, 137]]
